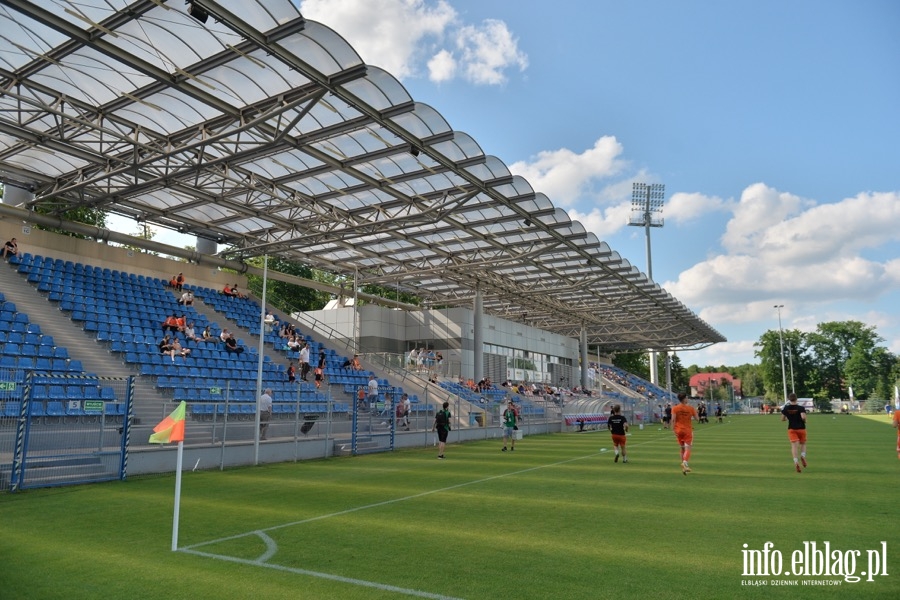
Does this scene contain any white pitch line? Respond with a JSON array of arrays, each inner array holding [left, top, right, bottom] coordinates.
[[179, 451, 604, 600], [179, 428, 738, 597], [181, 543, 466, 600], [182, 450, 601, 551]]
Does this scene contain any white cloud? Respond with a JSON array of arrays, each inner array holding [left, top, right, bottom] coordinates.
[[568, 203, 633, 240], [721, 183, 812, 255], [299, 0, 527, 86], [427, 49, 456, 82], [508, 136, 627, 207], [300, 0, 457, 79], [454, 19, 527, 85], [665, 192, 731, 224], [666, 186, 900, 312]]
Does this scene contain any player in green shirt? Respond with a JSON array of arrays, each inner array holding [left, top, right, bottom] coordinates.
[[501, 400, 519, 452]]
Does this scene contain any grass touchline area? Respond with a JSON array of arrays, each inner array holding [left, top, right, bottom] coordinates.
[[2, 414, 897, 600]]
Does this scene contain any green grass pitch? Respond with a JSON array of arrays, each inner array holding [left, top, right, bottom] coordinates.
[[2, 414, 897, 599]]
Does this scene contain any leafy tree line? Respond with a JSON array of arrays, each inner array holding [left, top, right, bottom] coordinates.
[[612, 320, 899, 411], [753, 320, 898, 409]]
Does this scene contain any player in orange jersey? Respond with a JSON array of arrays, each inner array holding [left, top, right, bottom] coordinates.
[[671, 393, 698, 474], [892, 407, 900, 460]]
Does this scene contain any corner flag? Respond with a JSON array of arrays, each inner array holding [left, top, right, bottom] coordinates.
[[149, 401, 186, 444]]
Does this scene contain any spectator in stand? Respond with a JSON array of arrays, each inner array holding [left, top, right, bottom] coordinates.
[[395, 396, 406, 429], [178, 290, 194, 306], [183, 322, 202, 343], [171, 338, 191, 360], [222, 283, 236, 297], [366, 374, 379, 410], [314, 350, 326, 389], [2, 238, 18, 260], [231, 284, 246, 299], [168, 274, 178, 289], [219, 328, 230, 343], [175, 314, 187, 333], [298, 342, 310, 381], [161, 313, 180, 333], [224, 333, 244, 354], [201, 325, 216, 343], [258, 388, 273, 440], [350, 354, 362, 370], [158, 335, 175, 361], [357, 386, 366, 410], [174, 273, 185, 291], [264, 311, 277, 332], [287, 362, 296, 383], [402, 393, 411, 429]]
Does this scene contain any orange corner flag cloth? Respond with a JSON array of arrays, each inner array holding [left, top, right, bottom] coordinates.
[[149, 401, 186, 444]]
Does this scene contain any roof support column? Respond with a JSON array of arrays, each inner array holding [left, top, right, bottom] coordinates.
[[580, 325, 588, 390], [473, 282, 483, 383], [649, 350, 659, 385], [665, 351, 673, 402]]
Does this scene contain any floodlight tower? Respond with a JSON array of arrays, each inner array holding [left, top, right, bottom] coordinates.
[[629, 183, 665, 385], [775, 305, 788, 402]]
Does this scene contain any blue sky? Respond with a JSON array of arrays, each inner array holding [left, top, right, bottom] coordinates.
[[147, 0, 900, 367]]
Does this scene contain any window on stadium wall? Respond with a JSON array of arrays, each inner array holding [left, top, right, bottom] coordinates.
[[484, 344, 573, 384]]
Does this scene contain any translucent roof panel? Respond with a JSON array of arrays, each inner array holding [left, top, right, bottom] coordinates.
[[0, 0, 724, 353]]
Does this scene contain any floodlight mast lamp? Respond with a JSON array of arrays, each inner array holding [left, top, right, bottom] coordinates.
[[628, 183, 665, 281], [775, 304, 788, 402]]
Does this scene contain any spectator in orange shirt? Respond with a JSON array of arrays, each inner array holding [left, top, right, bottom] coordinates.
[[671, 393, 698, 475], [161, 313, 179, 333]]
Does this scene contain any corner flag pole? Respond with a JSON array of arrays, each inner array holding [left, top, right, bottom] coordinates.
[[171, 440, 184, 551], [149, 401, 187, 551]]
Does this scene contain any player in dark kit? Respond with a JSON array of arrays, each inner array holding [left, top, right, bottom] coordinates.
[[781, 393, 807, 473], [607, 404, 629, 463]]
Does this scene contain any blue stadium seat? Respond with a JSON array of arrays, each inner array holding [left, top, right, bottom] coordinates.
[[46, 401, 67, 420], [3, 402, 21, 419], [28, 401, 46, 420]]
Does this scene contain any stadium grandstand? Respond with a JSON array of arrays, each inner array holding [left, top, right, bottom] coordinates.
[[0, 0, 724, 489]]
